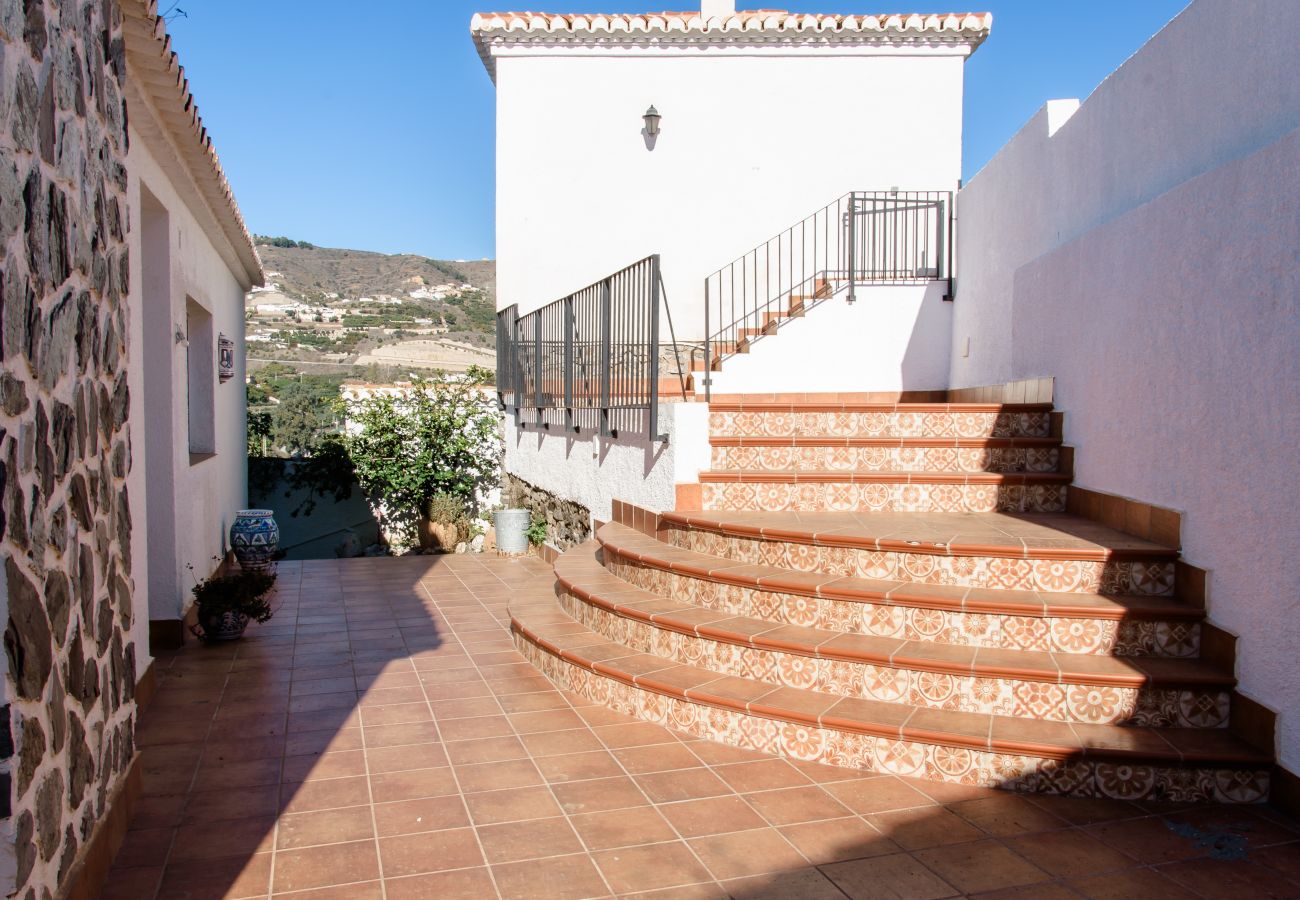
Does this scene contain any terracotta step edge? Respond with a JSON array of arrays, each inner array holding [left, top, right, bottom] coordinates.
[[510, 612, 1269, 768], [654, 512, 1179, 562], [593, 526, 1199, 620], [708, 402, 1056, 413], [709, 436, 1064, 448], [698, 470, 1072, 484], [561, 543, 1227, 688]]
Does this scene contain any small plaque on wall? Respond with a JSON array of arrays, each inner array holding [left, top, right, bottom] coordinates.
[[218, 333, 235, 382]]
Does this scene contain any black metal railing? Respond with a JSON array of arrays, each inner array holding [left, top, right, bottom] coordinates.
[[703, 190, 953, 397], [496, 254, 678, 441]]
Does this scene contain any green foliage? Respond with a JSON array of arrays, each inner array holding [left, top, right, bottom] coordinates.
[[344, 370, 501, 542], [192, 570, 278, 624], [246, 408, 272, 456], [525, 516, 548, 547], [270, 381, 341, 457], [255, 235, 316, 249]]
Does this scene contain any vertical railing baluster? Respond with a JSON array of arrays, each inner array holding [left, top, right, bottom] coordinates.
[[600, 276, 611, 437]]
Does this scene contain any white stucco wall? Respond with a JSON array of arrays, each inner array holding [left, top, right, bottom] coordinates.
[[504, 403, 711, 524], [495, 49, 967, 337], [950, 0, 1300, 770], [126, 123, 250, 632], [951, 0, 1300, 388], [707, 283, 951, 394]]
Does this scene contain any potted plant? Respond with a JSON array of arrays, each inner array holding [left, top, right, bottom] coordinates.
[[419, 493, 469, 553], [191, 570, 277, 642]]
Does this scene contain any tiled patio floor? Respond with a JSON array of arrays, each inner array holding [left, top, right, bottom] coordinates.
[[106, 555, 1300, 899]]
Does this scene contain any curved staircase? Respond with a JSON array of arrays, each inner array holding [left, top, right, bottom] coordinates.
[[509, 397, 1273, 803]]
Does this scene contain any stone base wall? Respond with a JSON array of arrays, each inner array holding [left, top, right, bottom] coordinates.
[[0, 3, 139, 898], [502, 474, 591, 551]]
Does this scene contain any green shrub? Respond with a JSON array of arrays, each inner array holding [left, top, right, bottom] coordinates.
[[192, 571, 278, 623]]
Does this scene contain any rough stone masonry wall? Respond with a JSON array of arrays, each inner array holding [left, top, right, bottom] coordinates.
[[0, 2, 139, 897], [503, 473, 591, 551]]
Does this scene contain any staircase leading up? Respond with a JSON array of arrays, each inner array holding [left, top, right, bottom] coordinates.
[[509, 397, 1273, 802]]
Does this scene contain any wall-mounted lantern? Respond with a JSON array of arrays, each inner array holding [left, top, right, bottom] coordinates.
[[643, 105, 662, 137]]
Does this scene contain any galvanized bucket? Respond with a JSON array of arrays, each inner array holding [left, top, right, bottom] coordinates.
[[494, 508, 531, 555]]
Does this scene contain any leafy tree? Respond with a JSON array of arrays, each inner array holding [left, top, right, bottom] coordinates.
[[344, 368, 500, 542], [270, 381, 340, 456], [247, 408, 272, 456]]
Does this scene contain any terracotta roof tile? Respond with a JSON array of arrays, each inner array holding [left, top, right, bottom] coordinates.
[[471, 9, 992, 76], [122, 0, 263, 287]]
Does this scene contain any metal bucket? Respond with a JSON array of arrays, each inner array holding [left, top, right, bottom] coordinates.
[[494, 508, 532, 555]]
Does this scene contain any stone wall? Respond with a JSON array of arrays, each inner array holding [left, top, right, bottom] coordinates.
[[0, 2, 139, 897], [503, 473, 591, 551]]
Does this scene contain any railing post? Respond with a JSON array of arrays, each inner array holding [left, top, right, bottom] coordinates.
[[847, 193, 857, 304], [599, 276, 612, 438], [703, 278, 711, 402], [563, 293, 575, 430], [533, 311, 543, 426], [649, 255, 662, 441]]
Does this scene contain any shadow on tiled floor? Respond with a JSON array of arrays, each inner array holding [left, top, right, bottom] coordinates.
[[104, 555, 1300, 899]]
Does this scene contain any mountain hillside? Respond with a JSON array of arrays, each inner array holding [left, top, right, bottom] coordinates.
[[256, 243, 495, 305]]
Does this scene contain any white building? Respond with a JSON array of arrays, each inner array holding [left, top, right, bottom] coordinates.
[[123, 3, 265, 648], [478, 0, 1300, 807]]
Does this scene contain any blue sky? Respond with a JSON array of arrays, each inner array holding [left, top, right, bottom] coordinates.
[[167, 1, 1188, 260]]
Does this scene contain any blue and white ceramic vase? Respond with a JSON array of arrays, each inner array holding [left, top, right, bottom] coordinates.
[[230, 509, 280, 572]]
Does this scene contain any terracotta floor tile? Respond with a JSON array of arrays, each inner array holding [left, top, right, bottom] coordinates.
[[112, 827, 175, 868], [366, 742, 449, 773], [1006, 828, 1139, 878], [821, 851, 959, 900], [967, 884, 1084, 899], [455, 758, 545, 795], [508, 708, 587, 733], [521, 727, 609, 757], [182, 786, 281, 824], [276, 805, 375, 849], [373, 794, 471, 836], [380, 827, 484, 878], [950, 795, 1070, 837], [444, 733, 529, 765], [270, 882, 384, 899], [437, 714, 516, 741], [280, 775, 371, 813], [915, 839, 1052, 894], [281, 750, 367, 784], [383, 867, 498, 900], [1065, 866, 1200, 898], [689, 827, 809, 879], [594, 721, 679, 748], [273, 839, 380, 892], [359, 702, 434, 726], [492, 852, 611, 900], [169, 816, 277, 861], [551, 775, 650, 815], [1085, 816, 1215, 864], [778, 817, 901, 864], [100, 864, 165, 900], [636, 768, 734, 804], [569, 805, 680, 851], [1154, 857, 1300, 899], [478, 815, 586, 864], [823, 776, 935, 815], [464, 785, 565, 825], [866, 806, 988, 850], [363, 721, 442, 748], [593, 841, 714, 893], [1254, 841, 1300, 881], [659, 795, 768, 838], [743, 786, 854, 826], [720, 868, 846, 900], [712, 759, 814, 793], [534, 749, 628, 784], [156, 851, 273, 899], [368, 766, 460, 802], [613, 742, 705, 774]]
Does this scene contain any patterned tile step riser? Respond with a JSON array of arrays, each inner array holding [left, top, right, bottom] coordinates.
[[662, 527, 1177, 597], [709, 410, 1054, 440], [701, 482, 1067, 514], [557, 592, 1228, 729], [515, 633, 1268, 803], [711, 446, 1061, 474], [603, 556, 1200, 658]]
